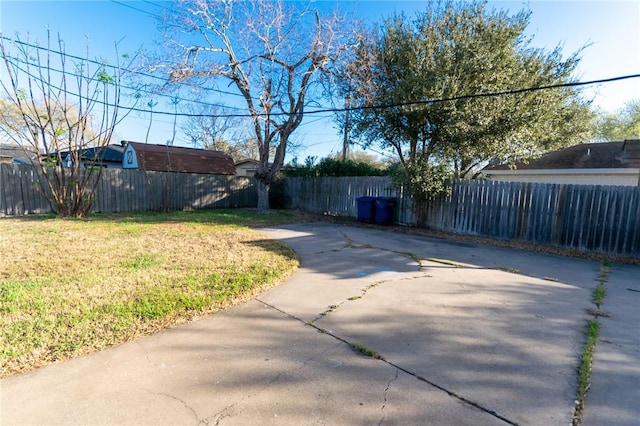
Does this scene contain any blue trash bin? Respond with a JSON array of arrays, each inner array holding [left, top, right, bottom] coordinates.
[[356, 196, 376, 223], [374, 197, 397, 225]]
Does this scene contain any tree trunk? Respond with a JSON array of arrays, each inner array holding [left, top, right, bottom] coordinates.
[[256, 179, 270, 213]]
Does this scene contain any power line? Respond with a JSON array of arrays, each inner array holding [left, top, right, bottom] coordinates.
[[142, 0, 165, 10], [3, 35, 639, 118], [7, 58, 640, 119], [298, 113, 336, 127], [0, 35, 123, 70], [164, 73, 640, 118], [3, 58, 250, 122], [13, 32, 633, 118], [109, 0, 163, 20], [316, 74, 640, 116], [133, 73, 640, 117], [0, 35, 246, 99], [4, 55, 247, 111]]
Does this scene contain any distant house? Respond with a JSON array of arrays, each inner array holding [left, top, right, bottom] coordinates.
[[79, 145, 126, 168], [235, 159, 259, 177], [45, 144, 126, 169], [482, 140, 640, 186], [0, 143, 38, 164], [122, 141, 236, 175]]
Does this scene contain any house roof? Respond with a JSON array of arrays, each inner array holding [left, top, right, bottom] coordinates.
[[235, 159, 259, 167], [46, 145, 125, 164], [82, 145, 126, 163], [0, 143, 38, 163], [126, 142, 236, 175], [483, 140, 640, 171]]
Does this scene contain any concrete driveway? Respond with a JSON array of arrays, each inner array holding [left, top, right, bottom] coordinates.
[[2, 222, 637, 425]]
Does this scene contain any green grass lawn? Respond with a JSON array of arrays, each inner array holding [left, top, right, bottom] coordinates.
[[0, 209, 305, 377]]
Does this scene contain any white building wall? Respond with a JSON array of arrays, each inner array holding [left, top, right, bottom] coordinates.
[[122, 145, 138, 169]]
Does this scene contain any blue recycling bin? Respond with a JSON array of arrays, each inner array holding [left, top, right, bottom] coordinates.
[[356, 196, 376, 223], [374, 197, 397, 225]]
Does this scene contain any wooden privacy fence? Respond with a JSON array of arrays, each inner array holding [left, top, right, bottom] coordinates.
[[3, 165, 638, 257], [416, 180, 640, 257], [0, 163, 257, 216], [283, 177, 640, 257], [283, 176, 402, 217]]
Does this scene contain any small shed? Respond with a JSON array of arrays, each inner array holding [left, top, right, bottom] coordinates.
[[122, 142, 236, 175]]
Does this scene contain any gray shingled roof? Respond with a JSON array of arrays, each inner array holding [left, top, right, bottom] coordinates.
[[483, 140, 640, 171], [0, 143, 39, 163]]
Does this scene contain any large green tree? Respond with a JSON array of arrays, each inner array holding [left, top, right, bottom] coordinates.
[[595, 99, 640, 141], [344, 1, 593, 197]]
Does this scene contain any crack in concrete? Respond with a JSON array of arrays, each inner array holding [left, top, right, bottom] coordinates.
[[141, 387, 207, 425], [255, 234, 518, 424], [573, 263, 612, 426], [204, 390, 247, 425], [205, 352, 304, 425], [210, 402, 244, 424], [311, 301, 345, 323], [382, 359, 519, 426], [340, 231, 373, 250], [210, 413, 228, 426], [256, 298, 519, 426], [341, 231, 424, 266], [600, 339, 626, 348], [309, 274, 427, 324], [378, 368, 399, 426]]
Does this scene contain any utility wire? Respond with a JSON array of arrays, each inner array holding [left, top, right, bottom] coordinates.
[[109, 0, 163, 20], [298, 113, 337, 127], [7, 57, 640, 119], [12, 34, 634, 117], [0, 35, 131, 70], [0, 35, 246, 99], [142, 0, 165, 10], [4, 55, 247, 111], [320, 74, 640, 115], [3, 36, 639, 118], [153, 73, 640, 117]]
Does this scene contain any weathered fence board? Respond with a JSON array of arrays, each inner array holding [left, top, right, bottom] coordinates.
[[0, 165, 51, 215], [0, 164, 257, 216], [282, 177, 639, 257]]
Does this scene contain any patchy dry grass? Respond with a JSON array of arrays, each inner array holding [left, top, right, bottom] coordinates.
[[0, 209, 301, 377]]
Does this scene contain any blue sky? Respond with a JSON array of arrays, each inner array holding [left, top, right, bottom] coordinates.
[[1, 0, 639, 161]]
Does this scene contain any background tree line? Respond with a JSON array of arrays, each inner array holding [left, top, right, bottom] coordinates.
[[283, 153, 390, 177]]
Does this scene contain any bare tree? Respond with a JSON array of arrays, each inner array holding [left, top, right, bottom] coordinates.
[[150, 0, 348, 212], [181, 104, 243, 150], [0, 33, 125, 217]]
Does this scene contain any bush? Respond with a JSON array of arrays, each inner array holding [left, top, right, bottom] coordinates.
[[269, 179, 290, 209], [283, 157, 389, 177]]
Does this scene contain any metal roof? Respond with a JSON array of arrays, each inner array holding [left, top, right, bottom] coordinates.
[[126, 142, 236, 175]]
